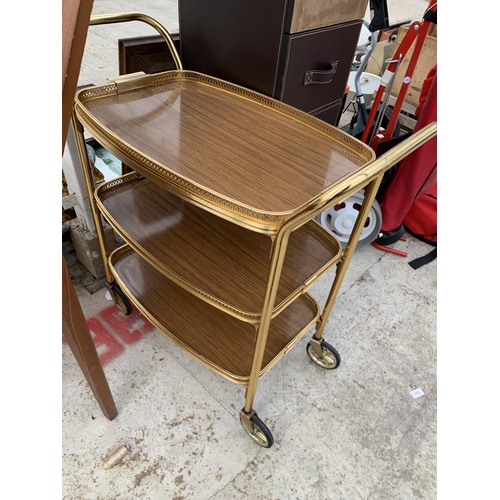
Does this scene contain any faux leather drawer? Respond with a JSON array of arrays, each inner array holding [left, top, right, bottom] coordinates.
[[289, 0, 368, 33], [179, 0, 288, 97], [278, 21, 362, 113]]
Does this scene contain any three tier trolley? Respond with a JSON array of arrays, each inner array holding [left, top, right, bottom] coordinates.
[[71, 13, 437, 447]]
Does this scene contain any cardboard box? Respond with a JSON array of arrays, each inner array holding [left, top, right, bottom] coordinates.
[[389, 23, 437, 108], [290, 0, 369, 33], [365, 39, 395, 77]]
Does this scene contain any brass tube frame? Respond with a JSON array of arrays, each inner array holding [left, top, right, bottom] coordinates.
[[71, 10, 437, 439], [89, 12, 183, 71], [313, 176, 382, 342], [73, 26, 436, 409], [71, 112, 114, 284], [70, 12, 182, 284], [73, 77, 435, 407]]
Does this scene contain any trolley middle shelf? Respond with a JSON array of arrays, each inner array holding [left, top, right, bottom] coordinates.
[[110, 244, 320, 384], [96, 172, 343, 323]]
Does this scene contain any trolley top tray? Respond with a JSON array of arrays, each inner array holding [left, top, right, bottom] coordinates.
[[75, 70, 375, 232]]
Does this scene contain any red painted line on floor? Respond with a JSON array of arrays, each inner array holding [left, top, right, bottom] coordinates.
[[87, 316, 124, 365], [63, 303, 155, 365], [98, 305, 155, 344]]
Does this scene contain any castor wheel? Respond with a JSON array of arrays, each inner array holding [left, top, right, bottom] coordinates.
[[109, 284, 132, 315], [306, 339, 341, 370], [239, 411, 274, 448]]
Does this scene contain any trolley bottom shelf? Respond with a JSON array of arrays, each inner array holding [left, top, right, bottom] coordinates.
[[110, 245, 320, 384]]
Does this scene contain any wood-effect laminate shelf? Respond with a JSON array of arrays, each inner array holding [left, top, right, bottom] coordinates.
[[97, 173, 342, 322], [110, 245, 319, 383]]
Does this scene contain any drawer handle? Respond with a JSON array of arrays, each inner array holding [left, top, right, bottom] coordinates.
[[303, 61, 338, 86]]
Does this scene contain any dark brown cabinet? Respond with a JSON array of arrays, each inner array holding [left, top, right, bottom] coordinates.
[[179, 0, 368, 125]]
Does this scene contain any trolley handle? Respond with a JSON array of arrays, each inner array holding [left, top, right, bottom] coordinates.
[[286, 122, 438, 232], [89, 12, 183, 71]]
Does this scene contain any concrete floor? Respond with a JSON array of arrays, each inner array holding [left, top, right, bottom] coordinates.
[[63, 1, 437, 499], [63, 239, 437, 500]]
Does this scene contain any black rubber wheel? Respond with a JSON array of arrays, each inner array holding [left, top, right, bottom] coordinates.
[[110, 285, 132, 316], [306, 340, 341, 370], [240, 413, 274, 448]]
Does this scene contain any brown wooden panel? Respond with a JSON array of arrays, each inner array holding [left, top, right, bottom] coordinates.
[[62, 0, 94, 151], [62, 258, 118, 420], [62, 0, 118, 421]]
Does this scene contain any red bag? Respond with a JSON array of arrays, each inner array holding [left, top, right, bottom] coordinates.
[[403, 183, 437, 269], [403, 183, 437, 245], [376, 65, 438, 269], [378, 65, 437, 233]]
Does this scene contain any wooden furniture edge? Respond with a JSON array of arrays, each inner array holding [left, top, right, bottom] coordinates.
[[62, 0, 118, 420]]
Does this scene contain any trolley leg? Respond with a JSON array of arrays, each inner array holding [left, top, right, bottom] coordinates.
[[311, 176, 384, 347], [240, 227, 291, 447], [239, 408, 274, 448], [70, 111, 114, 284]]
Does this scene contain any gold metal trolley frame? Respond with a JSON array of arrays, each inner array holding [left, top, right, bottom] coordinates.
[[71, 12, 437, 447]]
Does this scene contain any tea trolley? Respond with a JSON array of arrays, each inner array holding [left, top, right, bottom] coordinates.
[[72, 13, 437, 447]]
